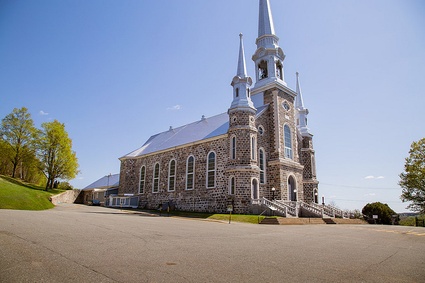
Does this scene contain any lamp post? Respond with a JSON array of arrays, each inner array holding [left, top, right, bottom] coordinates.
[[271, 187, 275, 200], [322, 195, 325, 206]]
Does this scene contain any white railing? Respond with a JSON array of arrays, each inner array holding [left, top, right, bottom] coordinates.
[[324, 204, 347, 218], [253, 198, 348, 219], [266, 199, 297, 217], [253, 198, 298, 217], [299, 201, 325, 217]]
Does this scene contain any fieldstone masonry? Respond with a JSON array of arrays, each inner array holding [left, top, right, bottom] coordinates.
[[118, 0, 319, 215]]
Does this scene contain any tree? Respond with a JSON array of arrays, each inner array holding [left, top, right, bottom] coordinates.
[[399, 138, 425, 213], [362, 202, 398, 225], [0, 107, 38, 178], [37, 120, 79, 190]]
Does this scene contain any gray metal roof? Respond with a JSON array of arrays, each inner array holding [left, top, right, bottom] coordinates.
[[83, 174, 120, 190], [122, 105, 269, 159]]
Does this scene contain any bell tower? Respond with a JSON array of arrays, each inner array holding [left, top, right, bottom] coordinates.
[[251, 0, 287, 106]]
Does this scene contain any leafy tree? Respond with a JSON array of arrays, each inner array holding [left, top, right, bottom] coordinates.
[[399, 138, 425, 213], [0, 139, 13, 175], [362, 202, 398, 225], [0, 107, 38, 178], [37, 120, 79, 190]]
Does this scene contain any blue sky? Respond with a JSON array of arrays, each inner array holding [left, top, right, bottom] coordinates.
[[1, 0, 424, 212]]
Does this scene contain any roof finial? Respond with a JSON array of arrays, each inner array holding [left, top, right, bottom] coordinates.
[[236, 33, 247, 78]]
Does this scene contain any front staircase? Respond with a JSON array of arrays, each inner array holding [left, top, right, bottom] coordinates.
[[254, 197, 348, 220]]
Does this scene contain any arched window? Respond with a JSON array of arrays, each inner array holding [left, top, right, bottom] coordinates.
[[231, 136, 236, 159], [259, 149, 266, 184], [251, 178, 259, 199], [186, 156, 195, 190], [284, 125, 292, 159], [153, 163, 160, 193], [258, 60, 268, 80], [168, 160, 176, 192], [276, 61, 283, 80], [229, 176, 235, 195], [207, 152, 216, 188], [288, 176, 297, 201], [235, 88, 239, 98], [139, 166, 146, 194], [251, 135, 256, 160]]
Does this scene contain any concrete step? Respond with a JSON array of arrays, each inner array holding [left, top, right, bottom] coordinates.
[[260, 217, 280, 225], [323, 218, 337, 224], [277, 218, 326, 225]]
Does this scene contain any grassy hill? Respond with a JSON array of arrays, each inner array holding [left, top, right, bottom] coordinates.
[[0, 175, 64, 210]]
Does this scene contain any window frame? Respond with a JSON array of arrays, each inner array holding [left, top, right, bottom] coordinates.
[[251, 135, 257, 160], [168, 159, 176, 192], [152, 162, 160, 193], [284, 124, 293, 159], [206, 151, 216, 188], [229, 176, 236, 195], [259, 148, 266, 184], [186, 155, 195, 190], [231, 135, 236, 160], [139, 166, 146, 194]]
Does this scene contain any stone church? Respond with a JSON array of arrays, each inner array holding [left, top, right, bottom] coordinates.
[[117, 0, 327, 216]]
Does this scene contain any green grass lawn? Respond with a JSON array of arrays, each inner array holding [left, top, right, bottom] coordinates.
[[159, 210, 272, 224], [0, 175, 64, 210]]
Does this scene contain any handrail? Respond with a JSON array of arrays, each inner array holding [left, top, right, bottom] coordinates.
[[299, 201, 323, 217], [258, 209, 269, 224], [275, 200, 297, 216]]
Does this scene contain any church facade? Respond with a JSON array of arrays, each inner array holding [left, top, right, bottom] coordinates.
[[118, 0, 319, 215]]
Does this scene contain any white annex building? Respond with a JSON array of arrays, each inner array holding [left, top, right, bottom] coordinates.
[[117, 0, 344, 217]]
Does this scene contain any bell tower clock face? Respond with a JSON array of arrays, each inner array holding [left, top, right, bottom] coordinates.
[[282, 101, 290, 111]]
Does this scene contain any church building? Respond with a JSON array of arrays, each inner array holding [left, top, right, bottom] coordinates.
[[117, 0, 322, 216]]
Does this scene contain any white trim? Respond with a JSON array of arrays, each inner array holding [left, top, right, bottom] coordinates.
[[168, 159, 176, 192], [186, 155, 195, 190], [259, 148, 266, 184], [139, 165, 146, 194], [251, 178, 259, 199], [229, 176, 236, 195], [152, 162, 160, 193], [206, 151, 216, 188], [230, 135, 237, 160], [287, 175, 297, 201]]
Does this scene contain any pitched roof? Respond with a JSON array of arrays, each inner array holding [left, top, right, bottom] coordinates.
[[83, 174, 120, 190], [121, 105, 269, 159]]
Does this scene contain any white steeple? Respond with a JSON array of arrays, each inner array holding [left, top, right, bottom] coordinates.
[[237, 32, 248, 78], [257, 0, 278, 48], [295, 72, 312, 137], [229, 34, 255, 112], [252, 0, 287, 95]]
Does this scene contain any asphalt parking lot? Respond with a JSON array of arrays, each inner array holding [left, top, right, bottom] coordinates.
[[1, 204, 424, 282]]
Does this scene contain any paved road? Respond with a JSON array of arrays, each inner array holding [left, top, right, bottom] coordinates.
[[1, 204, 424, 283]]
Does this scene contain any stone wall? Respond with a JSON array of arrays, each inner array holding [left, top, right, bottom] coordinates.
[[49, 189, 81, 205]]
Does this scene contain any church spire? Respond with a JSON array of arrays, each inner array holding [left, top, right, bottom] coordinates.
[[256, 0, 279, 49], [295, 72, 312, 137], [237, 33, 248, 78], [295, 72, 305, 110], [229, 34, 255, 112], [251, 0, 286, 96], [258, 0, 275, 38]]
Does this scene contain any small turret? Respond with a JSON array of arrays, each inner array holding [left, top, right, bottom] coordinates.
[[229, 34, 255, 112], [295, 72, 313, 137]]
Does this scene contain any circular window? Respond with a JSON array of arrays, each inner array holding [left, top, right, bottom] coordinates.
[[258, 126, 264, 135], [282, 102, 290, 111]]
